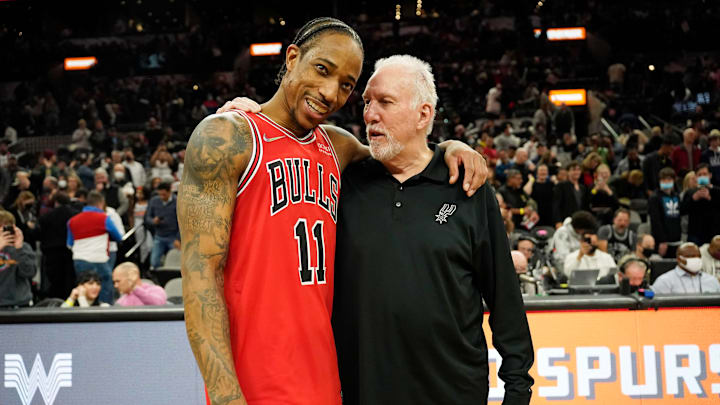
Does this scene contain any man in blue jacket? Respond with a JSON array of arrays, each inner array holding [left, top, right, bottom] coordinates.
[[145, 182, 180, 269]]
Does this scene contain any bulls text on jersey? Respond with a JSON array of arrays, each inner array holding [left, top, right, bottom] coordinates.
[[267, 158, 339, 222]]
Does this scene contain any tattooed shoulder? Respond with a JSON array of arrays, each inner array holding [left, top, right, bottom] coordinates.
[[184, 113, 253, 184], [179, 113, 253, 235]]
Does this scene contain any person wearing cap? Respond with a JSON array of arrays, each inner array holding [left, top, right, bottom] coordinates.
[[642, 134, 675, 193], [701, 129, 720, 186], [651, 242, 720, 294]]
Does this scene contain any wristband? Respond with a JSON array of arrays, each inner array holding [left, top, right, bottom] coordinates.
[[519, 208, 525, 215], [65, 298, 75, 307]]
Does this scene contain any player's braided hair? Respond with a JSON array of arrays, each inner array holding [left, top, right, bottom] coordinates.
[[275, 17, 364, 85]]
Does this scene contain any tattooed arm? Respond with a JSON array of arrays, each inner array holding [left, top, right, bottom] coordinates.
[[178, 113, 252, 405]]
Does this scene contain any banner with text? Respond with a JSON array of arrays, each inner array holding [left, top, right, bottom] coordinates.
[[487, 307, 720, 404]]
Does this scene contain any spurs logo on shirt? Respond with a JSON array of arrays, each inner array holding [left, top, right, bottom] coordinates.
[[435, 203, 457, 224]]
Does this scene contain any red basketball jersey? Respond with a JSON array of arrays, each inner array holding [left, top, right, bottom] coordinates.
[[220, 111, 341, 405]]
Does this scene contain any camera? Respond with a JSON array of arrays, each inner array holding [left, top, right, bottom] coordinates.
[[583, 235, 597, 253], [3, 225, 13, 234]]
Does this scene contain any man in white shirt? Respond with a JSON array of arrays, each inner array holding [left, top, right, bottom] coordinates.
[[652, 242, 720, 294], [122, 150, 147, 188], [700, 235, 720, 281], [564, 232, 617, 279], [494, 123, 521, 151]]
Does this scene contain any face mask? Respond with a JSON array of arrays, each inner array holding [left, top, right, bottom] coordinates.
[[681, 256, 702, 273], [642, 248, 655, 258], [114, 172, 125, 181], [58, 180, 67, 188], [697, 176, 710, 186], [660, 181, 674, 190]]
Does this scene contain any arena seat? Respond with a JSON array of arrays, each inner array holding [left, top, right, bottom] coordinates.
[[650, 259, 677, 284], [164, 277, 183, 299], [637, 222, 651, 235], [163, 249, 182, 270]]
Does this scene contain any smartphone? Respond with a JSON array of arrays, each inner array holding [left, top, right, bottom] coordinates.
[[3, 225, 13, 234]]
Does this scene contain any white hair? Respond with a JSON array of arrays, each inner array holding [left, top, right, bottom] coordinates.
[[371, 54, 438, 136], [94, 167, 108, 177]]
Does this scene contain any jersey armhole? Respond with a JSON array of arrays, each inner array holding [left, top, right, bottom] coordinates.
[[318, 126, 342, 181], [230, 110, 263, 196]]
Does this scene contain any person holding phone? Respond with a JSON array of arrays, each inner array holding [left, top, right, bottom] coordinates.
[[563, 228, 617, 280], [681, 163, 720, 245], [144, 182, 179, 269], [0, 209, 37, 308]]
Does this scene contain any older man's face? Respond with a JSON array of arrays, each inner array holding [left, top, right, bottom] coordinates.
[[362, 65, 420, 161]]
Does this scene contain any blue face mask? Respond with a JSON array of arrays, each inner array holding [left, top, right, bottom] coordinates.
[[660, 182, 674, 190], [697, 176, 710, 186]]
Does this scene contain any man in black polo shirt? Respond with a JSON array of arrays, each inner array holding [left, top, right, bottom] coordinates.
[[333, 55, 534, 405]]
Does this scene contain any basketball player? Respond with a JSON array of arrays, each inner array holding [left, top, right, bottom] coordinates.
[[178, 18, 487, 405]]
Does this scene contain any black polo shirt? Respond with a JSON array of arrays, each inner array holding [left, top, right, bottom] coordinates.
[[333, 147, 534, 405]]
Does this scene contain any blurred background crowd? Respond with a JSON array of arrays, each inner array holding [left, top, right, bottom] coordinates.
[[1, 0, 720, 307]]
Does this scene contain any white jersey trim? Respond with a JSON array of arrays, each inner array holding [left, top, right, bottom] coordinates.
[[256, 112, 316, 145], [230, 110, 263, 196], [318, 126, 341, 182]]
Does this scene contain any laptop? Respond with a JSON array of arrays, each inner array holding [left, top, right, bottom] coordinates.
[[569, 269, 600, 286]]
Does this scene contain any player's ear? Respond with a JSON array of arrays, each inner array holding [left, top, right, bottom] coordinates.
[[286, 44, 301, 74]]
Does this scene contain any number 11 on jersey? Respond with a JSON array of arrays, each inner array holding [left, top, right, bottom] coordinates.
[[294, 219, 326, 285]]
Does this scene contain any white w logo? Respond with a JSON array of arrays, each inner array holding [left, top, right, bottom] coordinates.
[[4, 353, 72, 405]]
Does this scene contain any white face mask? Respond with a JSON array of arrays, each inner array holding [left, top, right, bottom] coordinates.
[[681, 256, 703, 273], [58, 180, 67, 188]]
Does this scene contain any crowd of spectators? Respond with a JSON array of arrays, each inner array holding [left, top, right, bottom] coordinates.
[[2, 1, 720, 307]]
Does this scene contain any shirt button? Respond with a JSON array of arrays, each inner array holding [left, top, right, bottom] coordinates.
[[398, 185, 403, 191], [395, 201, 402, 208]]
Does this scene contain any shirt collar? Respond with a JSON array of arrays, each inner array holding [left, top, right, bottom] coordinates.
[[82, 206, 104, 213], [417, 146, 447, 183]]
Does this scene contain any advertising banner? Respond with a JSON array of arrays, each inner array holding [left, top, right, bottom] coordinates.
[[2, 307, 718, 404], [487, 307, 720, 404]]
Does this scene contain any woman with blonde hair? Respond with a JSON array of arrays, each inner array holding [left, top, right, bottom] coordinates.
[[581, 152, 603, 187], [10, 191, 38, 248], [681, 170, 697, 200], [590, 164, 619, 224], [65, 173, 83, 200]]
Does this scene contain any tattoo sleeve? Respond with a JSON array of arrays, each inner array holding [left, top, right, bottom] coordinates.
[[178, 113, 251, 405]]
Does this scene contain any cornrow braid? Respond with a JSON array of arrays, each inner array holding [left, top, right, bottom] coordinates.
[[275, 17, 364, 85]]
